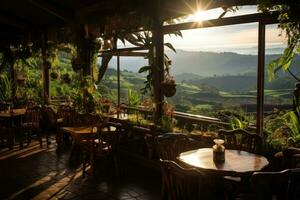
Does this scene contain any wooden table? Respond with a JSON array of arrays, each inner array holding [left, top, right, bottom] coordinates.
[[60, 126, 95, 142], [178, 148, 269, 176], [0, 108, 26, 118], [0, 108, 26, 149]]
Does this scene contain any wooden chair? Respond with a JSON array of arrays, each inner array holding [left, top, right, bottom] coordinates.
[[56, 105, 76, 146], [251, 168, 300, 200], [282, 147, 300, 168], [155, 133, 195, 161], [41, 106, 58, 146], [76, 113, 103, 126], [56, 105, 76, 127], [0, 125, 12, 149], [21, 106, 42, 147], [82, 122, 122, 177], [155, 133, 207, 200], [218, 129, 263, 197], [218, 129, 262, 154], [159, 159, 215, 200]]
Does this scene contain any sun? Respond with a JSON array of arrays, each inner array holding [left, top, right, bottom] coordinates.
[[192, 11, 206, 21], [188, 9, 221, 22]]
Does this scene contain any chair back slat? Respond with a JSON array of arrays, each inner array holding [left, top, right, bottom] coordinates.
[[218, 129, 262, 154], [24, 106, 42, 126], [57, 105, 75, 126], [155, 133, 193, 161]]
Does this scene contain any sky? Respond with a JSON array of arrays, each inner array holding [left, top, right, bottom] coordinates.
[[163, 6, 287, 55]]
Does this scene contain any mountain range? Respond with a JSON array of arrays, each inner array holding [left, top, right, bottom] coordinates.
[[107, 50, 300, 78]]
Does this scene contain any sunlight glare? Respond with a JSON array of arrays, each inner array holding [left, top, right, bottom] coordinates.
[[188, 9, 221, 22]]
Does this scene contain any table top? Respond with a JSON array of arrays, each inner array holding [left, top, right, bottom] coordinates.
[[61, 126, 94, 134], [0, 108, 26, 118], [178, 148, 269, 176]]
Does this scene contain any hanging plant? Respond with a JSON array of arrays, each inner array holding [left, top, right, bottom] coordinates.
[[161, 73, 176, 97], [50, 71, 59, 80], [161, 58, 176, 97], [61, 73, 71, 84]]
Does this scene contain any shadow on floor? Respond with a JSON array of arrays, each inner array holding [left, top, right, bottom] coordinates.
[[0, 138, 161, 200]]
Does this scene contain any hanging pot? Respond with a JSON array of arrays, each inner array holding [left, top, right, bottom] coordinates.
[[161, 82, 176, 97], [61, 73, 71, 84], [50, 71, 59, 80]]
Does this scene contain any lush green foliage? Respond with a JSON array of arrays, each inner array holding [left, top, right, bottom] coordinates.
[[258, 1, 300, 81], [0, 72, 11, 101]]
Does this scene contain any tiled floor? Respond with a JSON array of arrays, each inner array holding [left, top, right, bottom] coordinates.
[[0, 138, 161, 200]]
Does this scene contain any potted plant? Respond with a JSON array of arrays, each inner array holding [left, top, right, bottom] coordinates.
[[161, 73, 176, 97], [61, 73, 71, 84], [50, 71, 59, 80]]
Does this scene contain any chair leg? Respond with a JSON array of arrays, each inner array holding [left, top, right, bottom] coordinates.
[[113, 155, 120, 177], [36, 130, 42, 148]]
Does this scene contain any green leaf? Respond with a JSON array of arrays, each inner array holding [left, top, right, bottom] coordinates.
[[138, 65, 151, 73], [164, 43, 176, 53]]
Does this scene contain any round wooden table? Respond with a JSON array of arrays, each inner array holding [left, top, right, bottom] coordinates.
[[178, 148, 269, 176]]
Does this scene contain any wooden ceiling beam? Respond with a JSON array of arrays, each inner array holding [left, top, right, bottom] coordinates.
[[0, 14, 27, 29], [27, 0, 72, 22], [99, 51, 148, 57], [99, 46, 148, 53], [163, 12, 278, 34]]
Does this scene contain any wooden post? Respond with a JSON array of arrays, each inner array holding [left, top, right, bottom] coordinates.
[[9, 59, 16, 106], [42, 33, 50, 104], [152, 0, 164, 124], [117, 53, 120, 119], [257, 21, 265, 135]]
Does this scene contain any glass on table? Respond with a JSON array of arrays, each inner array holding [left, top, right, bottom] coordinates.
[[213, 139, 225, 162]]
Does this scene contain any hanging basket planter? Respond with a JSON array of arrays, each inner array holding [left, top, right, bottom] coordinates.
[[161, 82, 176, 97], [50, 71, 59, 80], [161, 73, 176, 97], [61, 73, 71, 84]]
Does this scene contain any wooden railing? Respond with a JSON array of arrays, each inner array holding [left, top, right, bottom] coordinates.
[[120, 105, 231, 131]]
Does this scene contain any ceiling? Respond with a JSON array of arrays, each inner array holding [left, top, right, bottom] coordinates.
[[0, 0, 258, 47]]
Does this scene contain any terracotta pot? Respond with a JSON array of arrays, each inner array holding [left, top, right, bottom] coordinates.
[[161, 83, 176, 97]]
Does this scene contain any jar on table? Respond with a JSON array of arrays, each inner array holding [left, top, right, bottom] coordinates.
[[213, 139, 225, 162]]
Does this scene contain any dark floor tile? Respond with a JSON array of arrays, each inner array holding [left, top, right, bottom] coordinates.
[[0, 137, 161, 200]]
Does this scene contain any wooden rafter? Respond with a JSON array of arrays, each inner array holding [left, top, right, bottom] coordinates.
[[99, 51, 148, 57], [27, 0, 72, 22], [163, 12, 278, 34]]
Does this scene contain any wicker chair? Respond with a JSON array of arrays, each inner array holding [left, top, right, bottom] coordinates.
[[218, 129, 262, 154], [82, 122, 122, 177], [251, 168, 300, 200]]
